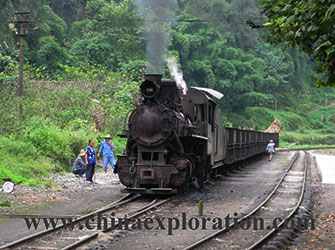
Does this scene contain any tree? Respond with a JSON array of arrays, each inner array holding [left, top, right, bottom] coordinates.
[[70, 35, 115, 68], [35, 36, 69, 73], [260, 0, 335, 87], [82, 0, 144, 68]]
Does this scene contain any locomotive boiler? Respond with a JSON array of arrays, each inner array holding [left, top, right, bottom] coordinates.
[[117, 74, 279, 194]]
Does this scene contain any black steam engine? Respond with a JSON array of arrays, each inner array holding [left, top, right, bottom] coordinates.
[[117, 74, 279, 194]]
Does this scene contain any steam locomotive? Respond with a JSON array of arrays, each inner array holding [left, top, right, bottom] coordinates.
[[117, 74, 279, 194]]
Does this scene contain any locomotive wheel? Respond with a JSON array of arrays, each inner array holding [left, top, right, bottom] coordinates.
[[177, 182, 189, 195]]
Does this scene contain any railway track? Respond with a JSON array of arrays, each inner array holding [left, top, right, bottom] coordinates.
[[245, 153, 312, 250], [0, 193, 175, 250], [181, 151, 311, 250]]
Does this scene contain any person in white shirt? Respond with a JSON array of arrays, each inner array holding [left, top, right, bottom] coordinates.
[[266, 140, 276, 161]]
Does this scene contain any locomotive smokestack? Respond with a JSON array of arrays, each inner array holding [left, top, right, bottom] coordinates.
[[140, 74, 162, 99], [145, 74, 162, 85]]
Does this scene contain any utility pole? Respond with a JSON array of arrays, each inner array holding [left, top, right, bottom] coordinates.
[[13, 10, 30, 122]]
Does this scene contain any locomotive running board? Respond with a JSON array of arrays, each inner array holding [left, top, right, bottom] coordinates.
[[125, 187, 178, 195]]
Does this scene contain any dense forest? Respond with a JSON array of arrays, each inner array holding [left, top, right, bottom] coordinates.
[[0, 0, 335, 185]]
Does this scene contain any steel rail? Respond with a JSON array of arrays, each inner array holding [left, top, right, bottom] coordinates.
[[60, 196, 175, 250], [0, 193, 139, 249], [181, 151, 300, 250], [245, 153, 309, 250]]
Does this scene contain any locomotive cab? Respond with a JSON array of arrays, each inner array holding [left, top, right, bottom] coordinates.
[[181, 87, 225, 173]]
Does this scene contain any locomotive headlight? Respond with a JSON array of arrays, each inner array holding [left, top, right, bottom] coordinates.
[[146, 88, 154, 93], [140, 79, 160, 99]]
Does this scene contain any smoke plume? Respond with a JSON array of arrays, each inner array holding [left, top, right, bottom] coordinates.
[[133, 0, 177, 74], [166, 57, 188, 94]]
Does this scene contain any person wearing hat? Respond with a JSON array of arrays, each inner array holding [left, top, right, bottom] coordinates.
[[266, 139, 276, 161], [72, 149, 87, 177], [98, 134, 116, 173]]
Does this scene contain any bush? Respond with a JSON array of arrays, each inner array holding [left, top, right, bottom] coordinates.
[[308, 106, 335, 129], [22, 117, 72, 165], [280, 131, 335, 146], [0, 136, 39, 159], [245, 107, 273, 130], [67, 128, 96, 160], [276, 111, 306, 131], [226, 112, 254, 129], [0, 136, 56, 186]]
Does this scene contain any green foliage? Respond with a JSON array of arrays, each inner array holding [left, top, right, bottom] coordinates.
[[70, 35, 115, 68], [245, 106, 335, 132], [260, 0, 335, 87], [0, 135, 56, 186], [22, 117, 73, 164], [34, 36, 69, 74], [308, 106, 335, 129], [40, 5, 67, 44], [0, 87, 23, 135], [245, 107, 274, 130], [241, 92, 272, 108], [276, 111, 306, 131], [224, 112, 253, 129], [0, 42, 19, 88], [280, 132, 335, 146], [71, 0, 143, 69], [67, 19, 90, 43], [0, 42, 19, 72], [120, 59, 147, 82], [0, 201, 11, 207], [0, 136, 39, 160]]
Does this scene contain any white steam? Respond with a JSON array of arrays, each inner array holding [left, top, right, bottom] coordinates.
[[166, 57, 188, 94]]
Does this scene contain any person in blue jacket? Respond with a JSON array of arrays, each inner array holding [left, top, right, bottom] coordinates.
[[98, 134, 116, 173], [85, 139, 96, 183]]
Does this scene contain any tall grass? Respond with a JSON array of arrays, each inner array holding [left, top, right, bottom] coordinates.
[[280, 131, 335, 146], [0, 136, 55, 186]]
